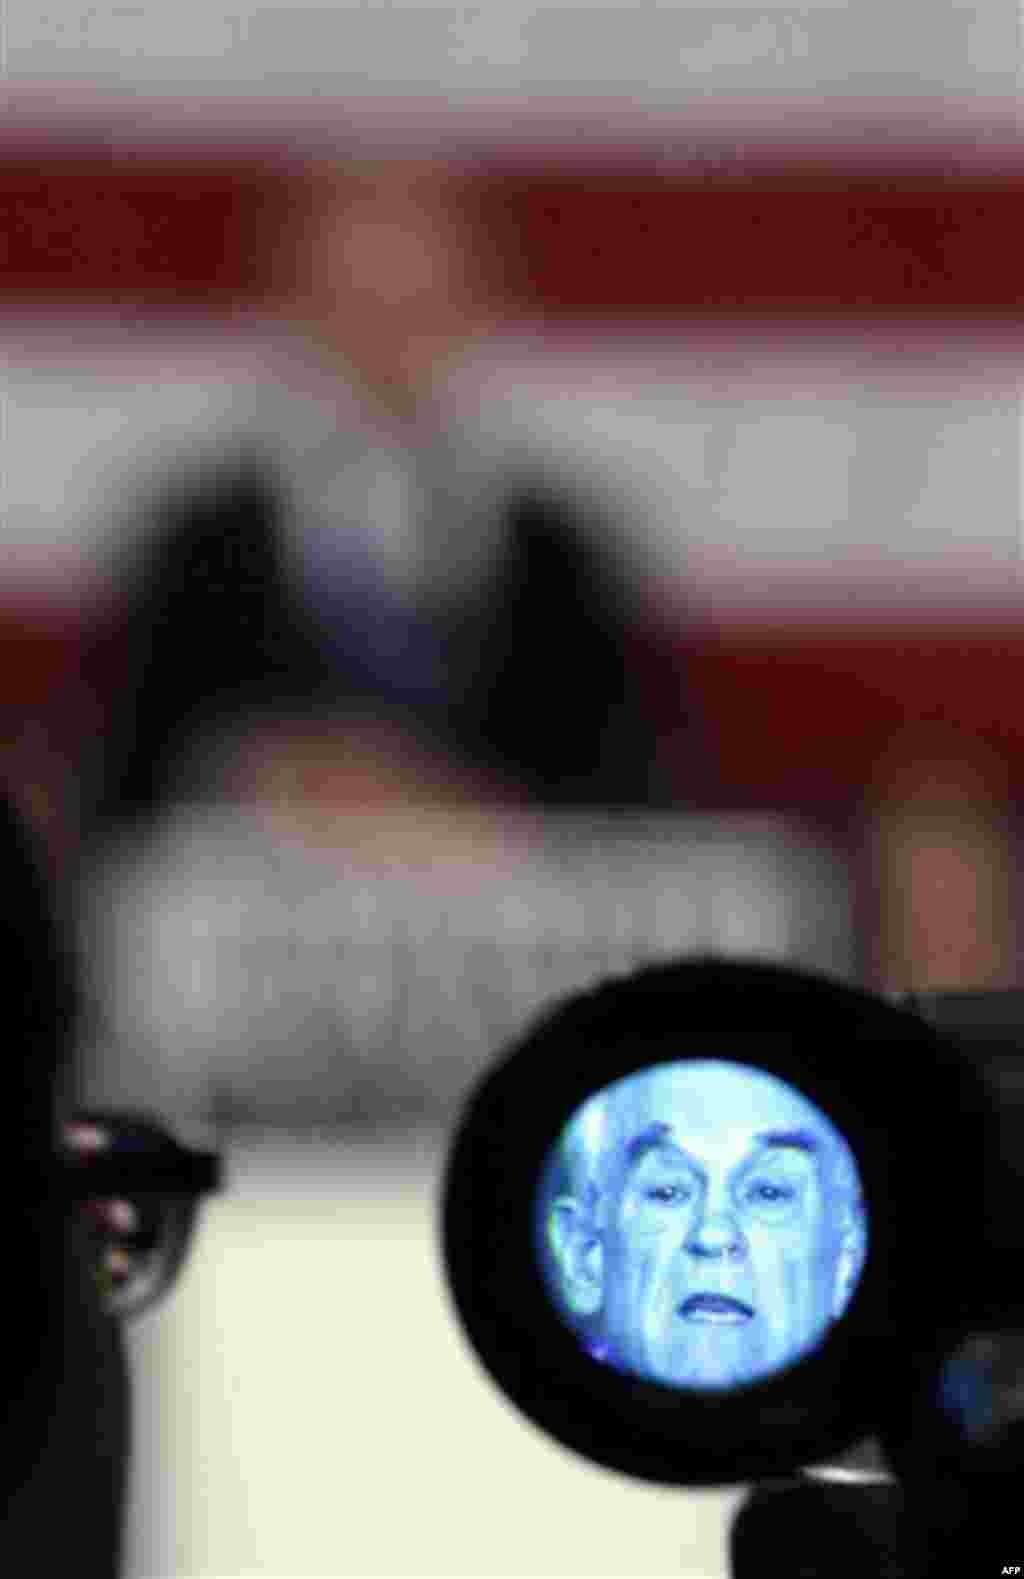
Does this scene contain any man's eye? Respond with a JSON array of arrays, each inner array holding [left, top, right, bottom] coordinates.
[[745, 1181, 795, 1205], [645, 1184, 692, 1204]]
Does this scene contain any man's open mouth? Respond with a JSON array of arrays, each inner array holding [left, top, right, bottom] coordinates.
[[678, 1294, 755, 1324]]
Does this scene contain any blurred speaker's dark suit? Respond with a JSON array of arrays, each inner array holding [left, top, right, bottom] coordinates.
[[86, 444, 678, 840]]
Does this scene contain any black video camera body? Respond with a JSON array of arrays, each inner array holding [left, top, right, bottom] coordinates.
[[440, 960, 1024, 1578]]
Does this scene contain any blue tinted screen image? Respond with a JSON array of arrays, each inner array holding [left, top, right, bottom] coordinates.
[[536, 1060, 867, 1391]]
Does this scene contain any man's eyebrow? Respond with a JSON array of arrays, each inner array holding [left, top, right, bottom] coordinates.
[[752, 1129, 819, 1154], [624, 1123, 680, 1168]]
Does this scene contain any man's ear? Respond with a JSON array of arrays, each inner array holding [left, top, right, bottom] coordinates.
[[831, 1196, 868, 1320], [547, 1196, 604, 1317]]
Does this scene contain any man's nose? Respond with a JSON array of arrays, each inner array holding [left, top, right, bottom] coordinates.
[[687, 1211, 747, 1261]]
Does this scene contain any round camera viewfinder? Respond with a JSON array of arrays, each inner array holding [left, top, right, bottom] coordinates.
[[442, 958, 993, 1486]]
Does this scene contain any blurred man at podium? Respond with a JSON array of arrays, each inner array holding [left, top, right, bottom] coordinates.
[[81, 156, 684, 857]]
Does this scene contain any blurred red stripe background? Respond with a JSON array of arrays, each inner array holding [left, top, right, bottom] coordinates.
[[3, 142, 1023, 321]]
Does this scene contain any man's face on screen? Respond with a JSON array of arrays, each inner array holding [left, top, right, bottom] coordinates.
[[558, 1062, 860, 1390]]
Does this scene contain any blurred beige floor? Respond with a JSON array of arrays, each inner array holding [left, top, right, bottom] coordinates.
[[121, 1127, 743, 1578]]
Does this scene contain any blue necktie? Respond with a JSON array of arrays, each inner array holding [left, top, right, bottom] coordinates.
[[297, 481, 452, 714]]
